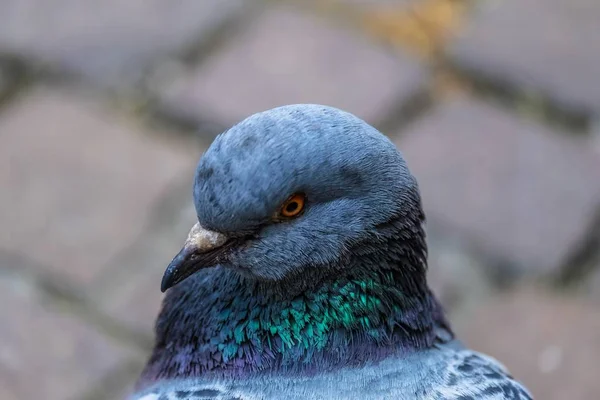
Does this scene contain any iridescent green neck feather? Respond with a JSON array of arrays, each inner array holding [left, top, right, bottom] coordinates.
[[140, 218, 452, 383]]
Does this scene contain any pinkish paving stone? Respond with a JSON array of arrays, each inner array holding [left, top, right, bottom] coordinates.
[[159, 5, 426, 127], [0, 0, 246, 86], [93, 186, 200, 335], [455, 286, 600, 400], [0, 261, 138, 400], [397, 97, 600, 275], [0, 87, 197, 285], [326, 0, 417, 6], [450, 0, 600, 112]]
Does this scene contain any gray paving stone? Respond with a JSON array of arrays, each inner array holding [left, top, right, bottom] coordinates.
[[397, 97, 600, 275], [426, 227, 492, 315], [325, 0, 416, 6], [592, 122, 600, 156], [0, 254, 137, 400], [112, 381, 138, 400], [159, 5, 426, 127], [455, 286, 600, 400], [450, 0, 600, 112], [0, 87, 198, 285], [0, 64, 8, 97], [0, 0, 246, 86], [589, 266, 600, 302], [0, 57, 26, 101]]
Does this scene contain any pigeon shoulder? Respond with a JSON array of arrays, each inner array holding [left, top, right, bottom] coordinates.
[[131, 349, 532, 400], [429, 349, 533, 400], [133, 384, 241, 400]]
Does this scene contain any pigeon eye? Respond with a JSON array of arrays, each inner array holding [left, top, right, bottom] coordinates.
[[280, 193, 306, 218]]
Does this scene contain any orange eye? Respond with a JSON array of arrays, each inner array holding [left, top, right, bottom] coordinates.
[[280, 193, 306, 218]]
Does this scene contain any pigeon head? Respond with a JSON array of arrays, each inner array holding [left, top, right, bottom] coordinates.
[[141, 105, 447, 382], [161, 104, 423, 292]]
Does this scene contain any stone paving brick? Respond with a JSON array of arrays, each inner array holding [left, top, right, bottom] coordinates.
[[0, 252, 138, 400], [326, 0, 417, 7], [159, 5, 426, 127], [0, 87, 197, 285], [587, 267, 600, 300], [455, 286, 600, 400], [0, 0, 246, 86], [594, 124, 600, 156], [0, 57, 26, 102], [589, 266, 600, 303], [426, 227, 492, 314], [357, 0, 469, 58], [0, 64, 8, 97], [397, 97, 600, 275], [112, 382, 137, 400], [450, 0, 600, 112], [81, 358, 147, 400], [93, 181, 200, 335]]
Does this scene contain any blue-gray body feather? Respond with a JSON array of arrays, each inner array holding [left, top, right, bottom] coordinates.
[[133, 344, 531, 399]]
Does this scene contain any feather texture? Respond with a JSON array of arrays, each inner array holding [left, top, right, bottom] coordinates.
[[133, 346, 532, 400], [132, 104, 532, 399]]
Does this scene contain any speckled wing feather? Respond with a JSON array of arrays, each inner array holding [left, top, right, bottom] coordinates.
[[133, 348, 532, 400], [137, 387, 239, 400], [430, 350, 533, 399]]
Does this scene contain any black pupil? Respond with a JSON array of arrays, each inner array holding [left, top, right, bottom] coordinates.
[[285, 201, 299, 213]]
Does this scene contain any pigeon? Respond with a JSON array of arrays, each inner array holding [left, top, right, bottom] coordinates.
[[132, 105, 532, 400]]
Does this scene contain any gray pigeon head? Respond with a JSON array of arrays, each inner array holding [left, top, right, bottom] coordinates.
[[161, 104, 423, 291]]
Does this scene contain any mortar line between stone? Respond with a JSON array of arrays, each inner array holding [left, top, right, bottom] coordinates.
[[0, 248, 154, 352], [553, 203, 600, 287], [445, 63, 592, 134]]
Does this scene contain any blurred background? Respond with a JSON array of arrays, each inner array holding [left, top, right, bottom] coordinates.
[[1, 0, 599, 399]]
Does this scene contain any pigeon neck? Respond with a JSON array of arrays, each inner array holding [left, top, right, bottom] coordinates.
[[139, 220, 451, 385]]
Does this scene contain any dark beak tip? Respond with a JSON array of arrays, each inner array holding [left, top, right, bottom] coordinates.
[[160, 235, 233, 292], [160, 276, 171, 293], [160, 244, 203, 293], [161, 257, 184, 293], [160, 253, 184, 293], [160, 268, 174, 292]]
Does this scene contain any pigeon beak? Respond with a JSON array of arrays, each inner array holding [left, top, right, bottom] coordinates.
[[161, 222, 229, 292]]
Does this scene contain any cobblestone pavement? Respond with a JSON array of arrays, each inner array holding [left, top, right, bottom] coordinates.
[[1, 1, 599, 399]]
